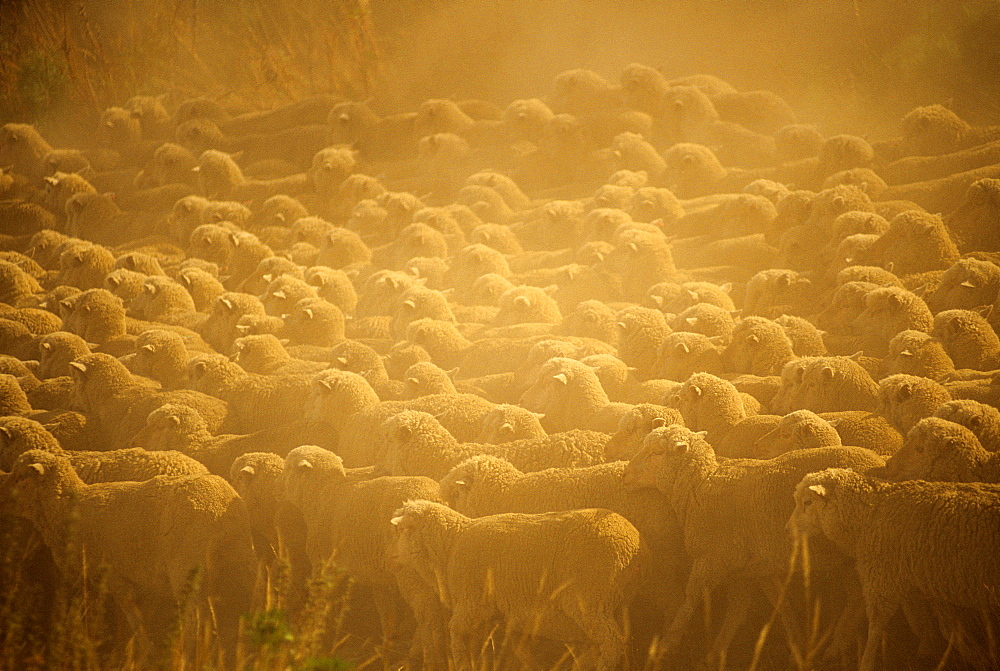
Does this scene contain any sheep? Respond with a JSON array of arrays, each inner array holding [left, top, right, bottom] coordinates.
[[883, 416, 998, 483], [742, 268, 817, 319], [604, 228, 678, 303], [624, 425, 884, 665], [721, 316, 797, 377], [877, 330, 956, 382], [881, 163, 1000, 215], [231, 333, 328, 376], [851, 286, 934, 358], [381, 410, 607, 480], [519, 357, 630, 434], [0, 449, 256, 660], [390, 285, 454, 340], [933, 400, 1000, 452], [860, 210, 960, 277], [304, 265, 358, 315], [647, 280, 737, 314], [773, 355, 880, 414], [0, 415, 208, 481], [931, 308, 1000, 370], [279, 445, 445, 654], [304, 368, 499, 467], [666, 372, 777, 457], [925, 258, 1000, 314], [491, 285, 561, 327], [125, 329, 190, 389], [881, 139, 1000, 186], [282, 297, 346, 347], [555, 299, 619, 346], [876, 373, 953, 436], [438, 455, 685, 618], [327, 339, 405, 399], [473, 403, 547, 444], [654, 331, 724, 382], [615, 305, 672, 379], [70, 352, 229, 447], [177, 266, 225, 312], [788, 467, 1000, 671], [753, 409, 843, 459], [198, 291, 267, 353], [946, 178, 1000, 254], [388, 499, 647, 671], [131, 403, 337, 476], [185, 353, 310, 434], [401, 361, 458, 399], [819, 411, 903, 457], [54, 241, 115, 291]]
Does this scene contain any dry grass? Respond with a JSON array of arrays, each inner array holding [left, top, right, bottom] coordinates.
[[0, 0, 379, 125]]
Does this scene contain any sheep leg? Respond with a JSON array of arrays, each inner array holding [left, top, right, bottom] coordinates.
[[576, 609, 628, 671], [394, 569, 448, 668], [372, 586, 409, 656], [660, 556, 729, 656], [706, 580, 754, 668], [448, 603, 491, 671], [859, 593, 897, 671]]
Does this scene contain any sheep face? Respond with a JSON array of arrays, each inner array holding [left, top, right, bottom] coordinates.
[[884, 418, 986, 483], [0, 450, 77, 519], [131, 405, 205, 451], [788, 472, 837, 540], [624, 425, 705, 491]]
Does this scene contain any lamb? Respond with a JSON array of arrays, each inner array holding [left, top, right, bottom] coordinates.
[[380, 410, 607, 480], [876, 374, 953, 436], [279, 445, 444, 654], [742, 268, 817, 319], [327, 339, 404, 399], [304, 265, 358, 315], [931, 308, 1000, 370], [198, 291, 267, 353], [883, 416, 999, 483], [35, 331, 90, 379], [624, 425, 884, 665], [473, 403, 547, 444], [131, 403, 337, 476], [388, 499, 646, 671], [933, 399, 1000, 452], [945, 177, 1000, 253], [753, 409, 843, 459], [788, 468, 1000, 671], [491, 285, 562, 327], [0, 449, 255, 660], [54, 241, 115, 291], [438, 455, 685, 618], [0, 416, 208, 481], [390, 285, 455, 340], [519, 357, 630, 434]]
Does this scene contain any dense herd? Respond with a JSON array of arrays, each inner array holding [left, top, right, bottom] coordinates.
[[1, 63, 999, 670]]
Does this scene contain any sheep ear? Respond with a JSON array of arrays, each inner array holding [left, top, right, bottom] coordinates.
[[167, 415, 181, 427], [720, 282, 732, 294], [808, 484, 827, 498], [649, 295, 664, 308], [406, 377, 420, 385], [0, 426, 9, 442], [271, 290, 286, 299], [297, 459, 313, 470], [651, 417, 666, 428], [530, 411, 545, 419], [390, 515, 403, 526], [40, 342, 52, 351], [28, 462, 46, 476], [240, 465, 255, 476], [694, 430, 708, 439], [896, 383, 913, 402], [674, 441, 689, 453], [221, 297, 233, 310], [685, 316, 697, 326], [676, 341, 690, 354], [107, 275, 121, 288], [690, 384, 702, 397], [69, 361, 87, 374], [317, 378, 334, 391], [776, 274, 791, 288], [303, 308, 314, 320], [747, 334, 759, 344], [402, 299, 416, 309], [820, 366, 835, 381], [552, 372, 568, 385], [452, 479, 468, 487], [397, 425, 413, 442], [848, 351, 864, 361], [193, 361, 207, 375], [141, 344, 155, 353], [975, 304, 994, 319]]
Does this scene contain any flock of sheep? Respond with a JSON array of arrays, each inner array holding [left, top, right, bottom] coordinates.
[[1, 61, 999, 670]]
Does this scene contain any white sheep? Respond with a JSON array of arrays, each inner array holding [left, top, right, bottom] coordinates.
[[789, 468, 1000, 671], [624, 424, 885, 666], [0, 449, 256, 663], [389, 499, 648, 671]]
